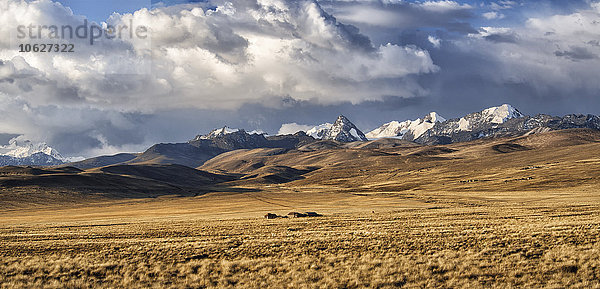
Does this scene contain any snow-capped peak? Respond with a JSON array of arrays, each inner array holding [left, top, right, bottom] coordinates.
[[198, 126, 241, 140], [481, 104, 523, 124], [0, 138, 65, 161], [306, 123, 333, 139], [324, 115, 368, 142], [424, 112, 446, 123], [366, 112, 446, 141], [302, 115, 367, 142], [452, 104, 524, 132]]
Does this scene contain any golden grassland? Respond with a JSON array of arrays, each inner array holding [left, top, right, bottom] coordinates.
[[1, 198, 600, 288], [1, 129, 600, 288]]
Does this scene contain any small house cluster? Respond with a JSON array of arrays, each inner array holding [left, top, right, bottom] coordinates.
[[287, 212, 322, 218], [264, 211, 322, 219]]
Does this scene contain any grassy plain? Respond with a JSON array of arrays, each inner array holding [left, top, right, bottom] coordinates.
[[1, 129, 600, 288]]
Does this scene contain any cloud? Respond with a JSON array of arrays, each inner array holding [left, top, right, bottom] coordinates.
[[430, 1, 600, 115], [0, 133, 19, 145], [316, 0, 476, 33], [0, 91, 155, 156], [554, 46, 598, 61], [471, 27, 519, 43], [0, 0, 439, 156], [2, 0, 599, 158], [428, 35, 441, 48], [0, 0, 439, 111], [418, 1, 472, 13], [489, 1, 517, 11], [277, 123, 313, 135], [482, 11, 505, 20]]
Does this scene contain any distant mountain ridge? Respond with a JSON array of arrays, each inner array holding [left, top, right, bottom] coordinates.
[[10, 104, 600, 169], [116, 128, 315, 168], [121, 115, 368, 168], [194, 126, 266, 141], [67, 153, 139, 170], [0, 152, 64, 167], [0, 139, 65, 166], [415, 105, 600, 144]]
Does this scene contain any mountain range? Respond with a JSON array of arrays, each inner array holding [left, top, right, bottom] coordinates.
[[0, 139, 65, 166], [415, 104, 600, 145], [3, 104, 600, 167]]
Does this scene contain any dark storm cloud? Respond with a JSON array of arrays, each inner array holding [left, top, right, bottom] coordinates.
[[445, 22, 478, 34], [50, 132, 104, 155], [103, 1, 600, 152], [410, 36, 600, 119], [205, 24, 250, 64], [335, 22, 375, 52], [555, 46, 598, 61], [483, 32, 519, 43], [47, 114, 149, 156], [314, 0, 600, 121], [0, 134, 20, 145], [317, 0, 477, 34]]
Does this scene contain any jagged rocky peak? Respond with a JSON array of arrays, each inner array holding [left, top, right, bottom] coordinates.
[[324, 115, 368, 142]]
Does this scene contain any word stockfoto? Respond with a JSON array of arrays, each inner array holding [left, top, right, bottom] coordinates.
[[16, 20, 148, 45]]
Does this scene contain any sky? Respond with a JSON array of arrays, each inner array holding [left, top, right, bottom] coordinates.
[[0, 0, 599, 157], [55, 0, 152, 23]]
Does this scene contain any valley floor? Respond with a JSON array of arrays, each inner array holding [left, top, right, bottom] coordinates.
[[1, 188, 599, 288]]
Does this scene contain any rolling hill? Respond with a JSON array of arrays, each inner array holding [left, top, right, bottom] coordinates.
[[2, 128, 600, 209]]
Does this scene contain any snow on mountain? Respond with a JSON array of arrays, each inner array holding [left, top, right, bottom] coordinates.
[[284, 116, 366, 142], [195, 126, 266, 141], [0, 153, 65, 166], [424, 111, 446, 123], [0, 138, 66, 166], [0, 139, 64, 161], [198, 126, 241, 140], [306, 123, 333, 139], [247, 130, 267, 136], [457, 118, 470, 131], [482, 104, 523, 124], [366, 112, 446, 141], [415, 104, 538, 144], [323, 115, 368, 142], [454, 104, 523, 132], [366, 121, 407, 140]]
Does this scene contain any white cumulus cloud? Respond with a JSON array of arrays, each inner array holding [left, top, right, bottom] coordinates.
[[278, 123, 314, 135], [428, 35, 441, 48]]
